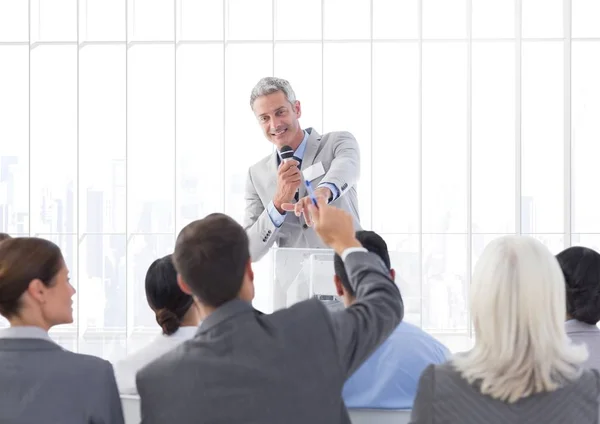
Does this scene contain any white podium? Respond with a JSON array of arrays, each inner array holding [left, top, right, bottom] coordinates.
[[251, 247, 342, 313]]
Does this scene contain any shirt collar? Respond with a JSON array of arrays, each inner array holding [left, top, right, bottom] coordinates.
[[0, 326, 54, 342], [277, 130, 309, 161], [169, 325, 201, 339]]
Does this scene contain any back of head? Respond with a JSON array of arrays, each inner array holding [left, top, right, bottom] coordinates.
[[556, 246, 600, 325], [0, 237, 64, 318], [454, 235, 587, 403], [0, 233, 11, 243], [173, 213, 250, 308], [145, 254, 193, 335], [334, 230, 391, 296]]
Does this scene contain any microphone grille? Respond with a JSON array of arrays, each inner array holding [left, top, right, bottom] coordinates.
[[280, 145, 294, 160]]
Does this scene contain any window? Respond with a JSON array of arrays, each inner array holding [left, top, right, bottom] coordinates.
[[0, 0, 596, 358]]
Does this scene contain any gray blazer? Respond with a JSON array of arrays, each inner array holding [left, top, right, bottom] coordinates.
[[566, 319, 600, 370], [244, 128, 361, 261], [136, 251, 403, 424], [0, 337, 124, 424], [410, 362, 600, 424]]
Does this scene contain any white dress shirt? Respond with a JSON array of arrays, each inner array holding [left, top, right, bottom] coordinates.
[[114, 326, 198, 394]]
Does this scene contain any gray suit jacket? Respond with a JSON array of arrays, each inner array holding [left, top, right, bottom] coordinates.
[[566, 319, 600, 370], [410, 362, 600, 424], [0, 338, 124, 424], [137, 251, 403, 424], [244, 128, 361, 261]]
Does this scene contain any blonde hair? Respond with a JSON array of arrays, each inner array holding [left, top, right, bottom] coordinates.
[[453, 235, 588, 403]]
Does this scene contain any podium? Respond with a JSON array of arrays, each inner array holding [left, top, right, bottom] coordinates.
[[252, 247, 342, 313]]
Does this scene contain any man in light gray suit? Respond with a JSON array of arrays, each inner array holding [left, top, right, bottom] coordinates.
[[244, 77, 361, 262], [136, 199, 403, 424], [557, 246, 600, 370]]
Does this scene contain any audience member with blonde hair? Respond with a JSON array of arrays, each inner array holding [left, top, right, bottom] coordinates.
[[557, 246, 600, 370], [0, 237, 124, 424], [410, 236, 600, 423]]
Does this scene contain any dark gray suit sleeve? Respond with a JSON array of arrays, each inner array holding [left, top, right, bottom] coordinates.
[[329, 251, 403, 378], [94, 363, 125, 424], [410, 364, 435, 424]]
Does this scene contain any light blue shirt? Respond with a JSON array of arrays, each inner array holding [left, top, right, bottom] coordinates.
[[343, 321, 450, 409], [267, 130, 340, 227], [0, 326, 53, 342]]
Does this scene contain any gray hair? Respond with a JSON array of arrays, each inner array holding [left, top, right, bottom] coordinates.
[[249, 77, 297, 108]]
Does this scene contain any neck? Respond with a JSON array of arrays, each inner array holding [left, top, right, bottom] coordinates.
[[286, 128, 304, 151], [180, 305, 201, 327], [8, 315, 50, 332], [196, 302, 217, 321]]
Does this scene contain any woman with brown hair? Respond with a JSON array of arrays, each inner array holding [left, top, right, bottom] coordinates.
[[114, 254, 201, 394], [0, 237, 124, 424]]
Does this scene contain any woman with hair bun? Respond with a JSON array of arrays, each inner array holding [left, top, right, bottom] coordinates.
[[115, 254, 201, 394]]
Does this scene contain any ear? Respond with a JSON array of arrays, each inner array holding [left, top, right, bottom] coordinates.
[[333, 275, 345, 297], [294, 100, 301, 119], [390, 268, 396, 282], [177, 274, 194, 296], [26, 279, 47, 304]]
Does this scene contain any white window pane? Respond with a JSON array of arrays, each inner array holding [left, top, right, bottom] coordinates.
[[472, 42, 515, 234], [323, 0, 370, 40], [30, 46, 77, 234], [521, 42, 563, 233], [422, 235, 468, 332], [422, 43, 467, 233], [177, 44, 224, 230], [128, 0, 174, 42], [372, 43, 419, 234], [373, 0, 418, 39], [573, 0, 600, 38], [423, 0, 467, 39], [528, 234, 565, 254], [80, 46, 126, 234], [572, 234, 600, 252], [126, 234, 173, 354], [79, 0, 125, 42], [382, 235, 421, 326], [522, 0, 563, 38], [0, 0, 28, 42], [323, 43, 371, 227], [42, 234, 78, 338], [472, 0, 515, 39], [275, 0, 321, 40], [78, 235, 126, 362], [274, 43, 322, 132], [572, 42, 600, 233], [0, 46, 29, 234], [180, 0, 223, 40], [225, 44, 273, 223], [31, 0, 77, 43], [128, 45, 175, 233], [227, 0, 272, 41]]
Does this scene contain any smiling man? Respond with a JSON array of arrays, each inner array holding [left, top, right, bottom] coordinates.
[[244, 77, 361, 262]]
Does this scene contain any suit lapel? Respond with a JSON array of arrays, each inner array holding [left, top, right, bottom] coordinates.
[[299, 128, 321, 198], [266, 150, 279, 201]]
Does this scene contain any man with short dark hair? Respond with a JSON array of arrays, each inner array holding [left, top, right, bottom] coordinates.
[[136, 199, 403, 424], [334, 230, 449, 409]]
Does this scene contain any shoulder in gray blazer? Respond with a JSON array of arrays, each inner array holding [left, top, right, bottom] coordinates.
[[410, 362, 600, 424], [0, 338, 124, 424], [244, 128, 362, 261], [566, 319, 600, 370], [136, 250, 403, 424]]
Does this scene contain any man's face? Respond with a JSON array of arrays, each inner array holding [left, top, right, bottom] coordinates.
[[252, 91, 303, 150]]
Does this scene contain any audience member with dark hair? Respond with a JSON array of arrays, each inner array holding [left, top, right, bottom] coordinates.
[[333, 230, 449, 409], [0, 237, 124, 424], [137, 199, 403, 424], [0, 233, 11, 242], [114, 254, 200, 394], [557, 246, 600, 370]]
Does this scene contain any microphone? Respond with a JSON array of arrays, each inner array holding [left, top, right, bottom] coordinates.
[[280, 145, 295, 162]]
